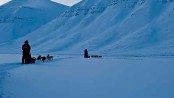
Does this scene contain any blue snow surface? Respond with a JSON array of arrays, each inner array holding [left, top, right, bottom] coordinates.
[[0, 54, 174, 98]]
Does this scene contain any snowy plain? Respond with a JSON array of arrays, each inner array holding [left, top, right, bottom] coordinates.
[[0, 54, 174, 98]]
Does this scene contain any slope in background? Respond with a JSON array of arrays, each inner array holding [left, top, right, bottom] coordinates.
[[0, 0, 174, 56], [0, 0, 68, 44]]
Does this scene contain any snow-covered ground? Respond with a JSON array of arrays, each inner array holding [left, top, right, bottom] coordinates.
[[0, 54, 174, 98]]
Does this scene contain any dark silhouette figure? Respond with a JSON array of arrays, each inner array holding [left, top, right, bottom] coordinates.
[[30, 57, 36, 63], [41, 56, 46, 62], [47, 54, 53, 61], [37, 55, 42, 61], [84, 49, 90, 58], [22, 40, 31, 64]]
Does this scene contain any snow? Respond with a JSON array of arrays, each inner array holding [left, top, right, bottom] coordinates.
[[0, 54, 174, 98], [0, 0, 174, 98], [0, 0, 173, 56], [0, 0, 68, 44]]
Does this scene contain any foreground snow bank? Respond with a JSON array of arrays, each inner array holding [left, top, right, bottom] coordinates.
[[0, 54, 174, 98]]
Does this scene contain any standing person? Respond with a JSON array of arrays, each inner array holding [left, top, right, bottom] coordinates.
[[22, 40, 31, 64], [84, 49, 90, 58]]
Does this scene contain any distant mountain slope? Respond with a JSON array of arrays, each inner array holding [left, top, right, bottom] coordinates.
[[0, 0, 68, 44], [1, 0, 174, 56]]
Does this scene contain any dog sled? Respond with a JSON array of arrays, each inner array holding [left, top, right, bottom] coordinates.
[[30, 57, 36, 63], [23, 54, 54, 64], [90, 55, 102, 58], [36, 54, 54, 62]]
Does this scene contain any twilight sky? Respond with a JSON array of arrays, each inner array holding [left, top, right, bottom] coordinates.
[[0, 0, 82, 6], [51, 0, 81, 6], [0, 0, 11, 6]]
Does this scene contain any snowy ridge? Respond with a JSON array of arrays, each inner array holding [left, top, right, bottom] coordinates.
[[0, 0, 68, 44], [1, 0, 174, 56]]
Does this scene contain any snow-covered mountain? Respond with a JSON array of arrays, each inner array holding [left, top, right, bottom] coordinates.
[[1, 0, 174, 56], [0, 0, 68, 44]]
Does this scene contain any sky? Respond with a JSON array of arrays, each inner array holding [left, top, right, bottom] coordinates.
[[0, 0, 11, 6], [51, 0, 81, 6], [0, 0, 82, 6]]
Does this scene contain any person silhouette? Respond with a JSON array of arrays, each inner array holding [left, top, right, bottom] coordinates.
[[84, 49, 90, 58], [22, 40, 31, 64]]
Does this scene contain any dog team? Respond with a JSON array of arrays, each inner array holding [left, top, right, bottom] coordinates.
[[36, 54, 54, 62], [30, 54, 54, 64], [22, 40, 101, 64], [22, 40, 53, 64]]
